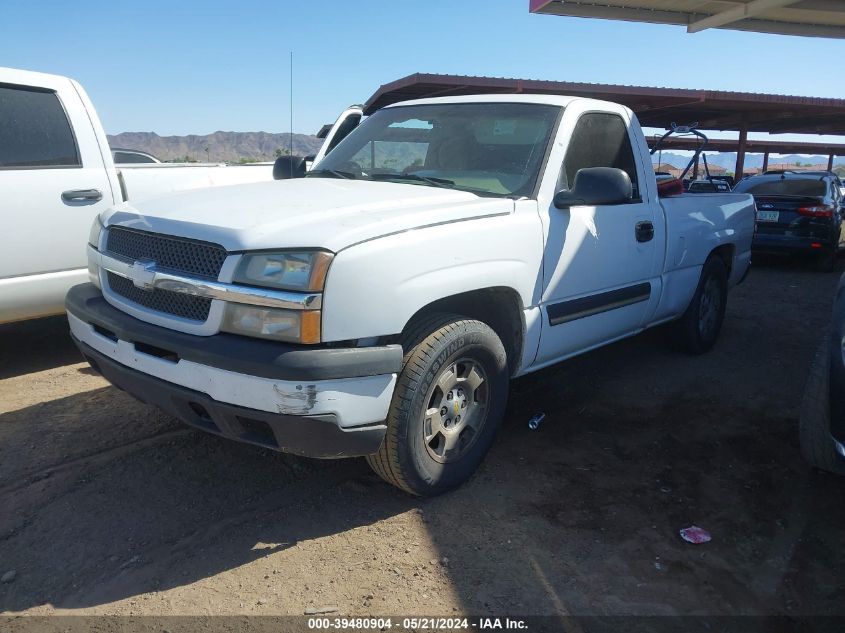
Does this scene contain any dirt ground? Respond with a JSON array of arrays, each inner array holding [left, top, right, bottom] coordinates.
[[2, 256, 845, 623]]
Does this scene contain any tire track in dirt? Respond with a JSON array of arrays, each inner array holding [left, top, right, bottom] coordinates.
[[0, 428, 195, 498]]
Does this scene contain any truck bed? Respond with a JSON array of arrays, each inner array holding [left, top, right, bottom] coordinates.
[[660, 192, 754, 278], [648, 192, 755, 324], [119, 163, 273, 202]]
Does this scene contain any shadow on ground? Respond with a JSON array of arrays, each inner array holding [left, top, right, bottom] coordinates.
[[420, 260, 845, 617], [0, 384, 416, 610], [0, 315, 80, 380], [1, 262, 844, 617]]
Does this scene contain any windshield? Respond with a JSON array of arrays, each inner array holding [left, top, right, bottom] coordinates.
[[310, 102, 561, 198], [733, 178, 827, 197]]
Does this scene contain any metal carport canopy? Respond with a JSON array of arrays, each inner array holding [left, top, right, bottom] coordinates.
[[529, 0, 845, 39], [649, 136, 845, 156], [649, 136, 845, 173], [363, 72, 845, 178], [363, 73, 845, 135]]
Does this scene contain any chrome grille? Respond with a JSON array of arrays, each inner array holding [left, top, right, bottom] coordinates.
[[107, 272, 212, 322], [106, 227, 226, 279]]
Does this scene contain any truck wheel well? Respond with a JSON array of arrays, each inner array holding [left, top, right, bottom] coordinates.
[[710, 244, 734, 277], [401, 288, 525, 376]]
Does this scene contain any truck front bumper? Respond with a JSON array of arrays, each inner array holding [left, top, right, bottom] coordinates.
[[66, 284, 401, 458]]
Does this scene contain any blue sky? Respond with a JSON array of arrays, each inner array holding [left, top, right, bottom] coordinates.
[[1, 0, 843, 145]]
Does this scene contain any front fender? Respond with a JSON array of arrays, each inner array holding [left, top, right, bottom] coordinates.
[[321, 213, 543, 342]]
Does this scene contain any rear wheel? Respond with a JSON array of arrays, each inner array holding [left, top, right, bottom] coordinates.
[[800, 339, 845, 475], [367, 313, 509, 496], [669, 255, 728, 355]]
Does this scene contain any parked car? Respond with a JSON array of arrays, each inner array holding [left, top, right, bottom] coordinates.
[[112, 148, 161, 164], [67, 94, 755, 496], [800, 272, 845, 475], [732, 171, 845, 271], [687, 179, 732, 193], [0, 66, 275, 324]]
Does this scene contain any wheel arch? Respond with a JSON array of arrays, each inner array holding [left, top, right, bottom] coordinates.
[[706, 242, 734, 276], [400, 287, 525, 377]]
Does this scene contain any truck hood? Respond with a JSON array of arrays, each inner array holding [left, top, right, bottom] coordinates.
[[104, 178, 514, 252]]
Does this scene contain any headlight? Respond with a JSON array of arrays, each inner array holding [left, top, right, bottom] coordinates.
[[88, 215, 104, 248], [222, 304, 321, 344], [233, 251, 332, 292]]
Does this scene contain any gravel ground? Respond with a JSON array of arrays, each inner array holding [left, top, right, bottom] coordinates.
[[1, 257, 844, 620]]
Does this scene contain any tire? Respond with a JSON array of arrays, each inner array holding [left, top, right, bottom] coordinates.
[[366, 313, 509, 496], [669, 255, 728, 355], [815, 249, 837, 273], [799, 339, 845, 475]]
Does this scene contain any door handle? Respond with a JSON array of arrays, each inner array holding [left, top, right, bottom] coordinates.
[[62, 189, 103, 203], [635, 221, 654, 243]]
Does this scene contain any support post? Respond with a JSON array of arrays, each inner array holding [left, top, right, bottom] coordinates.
[[734, 122, 748, 182], [828, 154, 834, 171], [762, 152, 769, 173]]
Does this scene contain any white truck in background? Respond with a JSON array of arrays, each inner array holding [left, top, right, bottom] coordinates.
[[69, 94, 756, 496], [0, 66, 273, 324]]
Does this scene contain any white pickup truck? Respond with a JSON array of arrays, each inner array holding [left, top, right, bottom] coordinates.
[[0, 66, 273, 324], [66, 94, 755, 495]]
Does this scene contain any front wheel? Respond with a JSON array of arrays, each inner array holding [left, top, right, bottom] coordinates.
[[669, 255, 728, 355], [367, 314, 509, 496]]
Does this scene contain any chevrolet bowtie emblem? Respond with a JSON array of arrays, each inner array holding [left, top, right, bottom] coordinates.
[[130, 260, 157, 290]]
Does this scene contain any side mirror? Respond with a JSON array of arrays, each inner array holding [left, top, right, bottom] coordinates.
[[273, 155, 307, 180], [553, 167, 633, 208]]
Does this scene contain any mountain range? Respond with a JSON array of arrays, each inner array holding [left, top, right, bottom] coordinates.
[[107, 131, 324, 163]]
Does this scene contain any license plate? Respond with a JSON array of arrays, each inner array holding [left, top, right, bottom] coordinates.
[[756, 210, 779, 222]]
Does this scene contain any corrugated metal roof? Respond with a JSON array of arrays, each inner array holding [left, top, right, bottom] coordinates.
[[529, 0, 845, 39], [363, 73, 845, 135]]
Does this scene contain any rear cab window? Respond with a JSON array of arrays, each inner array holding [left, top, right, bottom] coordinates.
[[0, 83, 80, 169]]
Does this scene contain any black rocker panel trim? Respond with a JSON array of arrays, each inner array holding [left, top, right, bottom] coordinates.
[[548, 282, 652, 326]]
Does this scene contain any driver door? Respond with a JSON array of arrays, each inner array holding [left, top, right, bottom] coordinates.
[[535, 107, 661, 365]]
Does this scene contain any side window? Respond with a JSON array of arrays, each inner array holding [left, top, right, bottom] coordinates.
[[561, 113, 639, 199], [0, 84, 80, 169]]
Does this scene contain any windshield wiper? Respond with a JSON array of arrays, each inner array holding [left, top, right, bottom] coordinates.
[[306, 168, 356, 180], [369, 173, 455, 188]]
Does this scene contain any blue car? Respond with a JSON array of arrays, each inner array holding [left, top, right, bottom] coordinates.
[[733, 171, 845, 272]]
